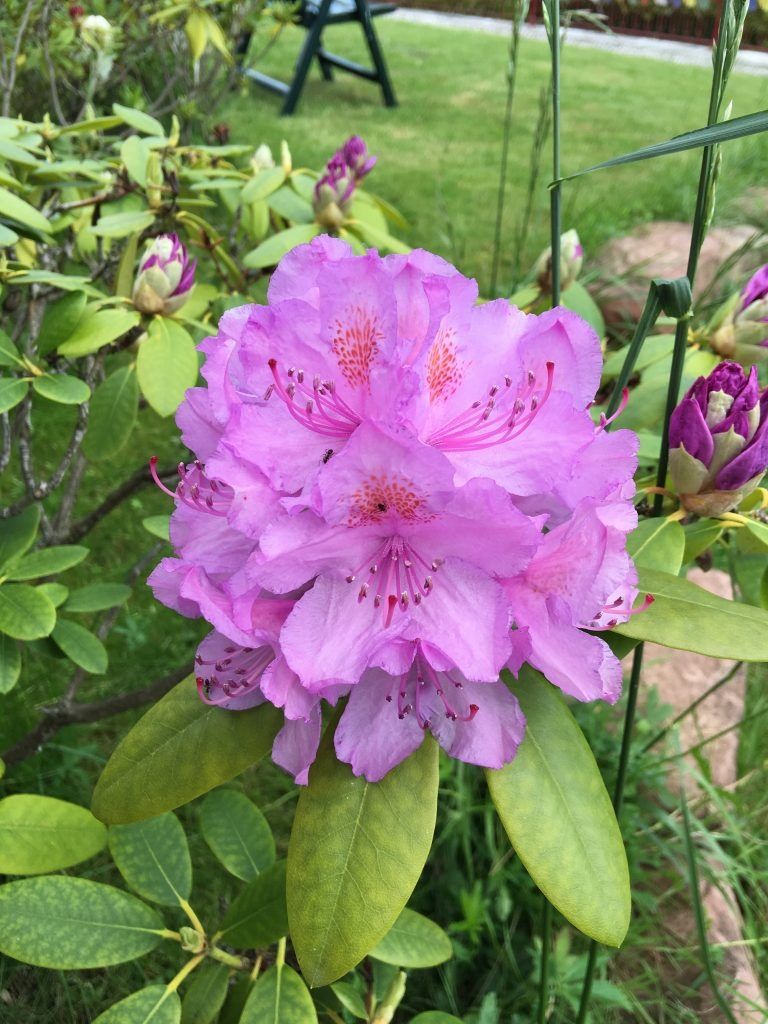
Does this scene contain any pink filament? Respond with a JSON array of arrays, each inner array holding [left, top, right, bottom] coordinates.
[[265, 359, 361, 439], [150, 456, 229, 518]]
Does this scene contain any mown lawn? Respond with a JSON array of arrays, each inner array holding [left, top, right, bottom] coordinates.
[[222, 18, 768, 290]]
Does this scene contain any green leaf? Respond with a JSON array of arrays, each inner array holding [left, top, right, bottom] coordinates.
[[52, 618, 108, 673], [0, 329, 20, 367], [35, 291, 88, 356], [241, 166, 286, 204], [0, 794, 107, 874], [92, 677, 281, 824], [0, 584, 55, 640], [0, 633, 21, 693], [0, 186, 51, 235], [0, 376, 28, 414], [486, 668, 630, 947], [137, 318, 198, 417], [0, 505, 40, 568], [616, 566, 768, 660], [240, 964, 317, 1024], [218, 859, 288, 947], [93, 986, 181, 1024], [89, 210, 157, 239], [346, 220, 410, 255], [65, 582, 131, 613], [83, 365, 140, 461], [218, 977, 253, 1024], [330, 983, 367, 1019], [142, 515, 171, 541], [410, 1015, 464, 1024], [243, 224, 322, 270], [113, 104, 166, 137], [36, 582, 69, 607], [627, 517, 685, 574], [58, 307, 141, 357], [288, 732, 439, 987], [109, 813, 192, 906], [561, 280, 604, 337], [121, 136, 151, 188], [557, 108, 768, 183], [743, 518, 768, 552], [0, 876, 165, 968], [199, 788, 275, 882], [0, 223, 18, 244], [682, 519, 724, 563], [181, 962, 229, 1024], [370, 908, 452, 968], [32, 373, 91, 404], [6, 544, 88, 581], [60, 115, 123, 134]]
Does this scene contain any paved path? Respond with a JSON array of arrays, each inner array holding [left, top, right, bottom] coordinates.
[[391, 7, 768, 76]]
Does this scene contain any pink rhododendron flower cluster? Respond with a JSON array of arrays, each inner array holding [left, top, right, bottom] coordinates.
[[149, 237, 641, 783]]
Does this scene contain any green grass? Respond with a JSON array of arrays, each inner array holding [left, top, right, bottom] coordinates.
[[222, 19, 768, 292]]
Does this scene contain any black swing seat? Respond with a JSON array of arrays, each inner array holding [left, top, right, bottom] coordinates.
[[238, 0, 398, 116]]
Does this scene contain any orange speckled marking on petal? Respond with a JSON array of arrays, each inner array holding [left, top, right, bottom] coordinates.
[[426, 327, 464, 403], [348, 474, 433, 527], [331, 305, 384, 389]]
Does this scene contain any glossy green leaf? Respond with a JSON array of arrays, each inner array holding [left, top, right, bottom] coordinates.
[[113, 104, 166, 137], [0, 584, 55, 640], [121, 136, 151, 187], [561, 280, 605, 337], [627, 517, 684, 574], [32, 373, 91, 404], [243, 224, 321, 270], [0, 376, 28, 414], [92, 676, 281, 824], [218, 977, 253, 1024], [0, 186, 51, 234], [240, 964, 317, 1024], [682, 519, 724, 563], [180, 962, 229, 1024], [58, 307, 141, 357], [90, 210, 157, 239], [410, 1014, 464, 1024], [0, 794, 107, 874], [616, 566, 768, 660], [330, 983, 367, 1019], [199, 788, 275, 882], [218, 859, 288, 948], [370, 908, 452, 968], [0, 329, 20, 367], [486, 668, 630, 947], [6, 544, 88, 581], [35, 291, 87, 356], [0, 876, 165, 968], [65, 582, 131, 613], [52, 618, 108, 674], [0, 633, 21, 693], [288, 732, 439, 987], [109, 813, 192, 906], [83, 366, 140, 461], [241, 166, 286, 204], [93, 985, 181, 1024], [743, 518, 768, 552], [137, 318, 198, 417], [0, 505, 40, 569], [142, 515, 171, 541], [36, 582, 69, 607]]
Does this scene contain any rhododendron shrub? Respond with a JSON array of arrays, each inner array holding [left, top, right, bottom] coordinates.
[[149, 237, 643, 783]]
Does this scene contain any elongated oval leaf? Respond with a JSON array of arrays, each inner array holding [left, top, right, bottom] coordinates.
[[113, 104, 166, 137], [683, 519, 724, 563], [58, 307, 141, 358], [243, 224, 321, 270], [92, 677, 281, 824], [486, 668, 630, 947], [240, 965, 317, 1024], [90, 210, 157, 239], [180, 962, 229, 1024], [410, 1015, 464, 1024], [0, 633, 21, 694], [36, 581, 69, 607], [137, 319, 198, 417], [65, 582, 131, 613], [0, 185, 50, 234], [0, 584, 55, 640], [627, 517, 684, 574], [199, 788, 275, 882], [0, 876, 165, 968], [616, 566, 768, 660], [0, 504, 40, 568], [241, 166, 286, 204], [93, 985, 181, 1024], [83, 365, 140, 461], [52, 618, 108, 673], [0, 794, 107, 874], [288, 732, 439, 987], [218, 859, 288, 947], [109, 813, 192, 906], [370, 908, 452, 968], [7, 544, 89, 581], [36, 291, 87, 355], [0, 377, 28, 414], [32, 373, 91, 404]]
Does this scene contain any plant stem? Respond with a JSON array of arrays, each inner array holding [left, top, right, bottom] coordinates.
[[210, 946, 250, 970], [575, 644, 645, 1022], [166, 953, 205, 993]]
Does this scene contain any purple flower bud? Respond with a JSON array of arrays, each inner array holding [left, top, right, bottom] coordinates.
[[132, 233, 196, 316], [740, 264, 768, 312], [342, 135, 377, 179], [668, 361, 768, 515]]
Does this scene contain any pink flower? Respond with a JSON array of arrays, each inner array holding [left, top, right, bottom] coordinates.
[[150, 238, 640, 783]]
